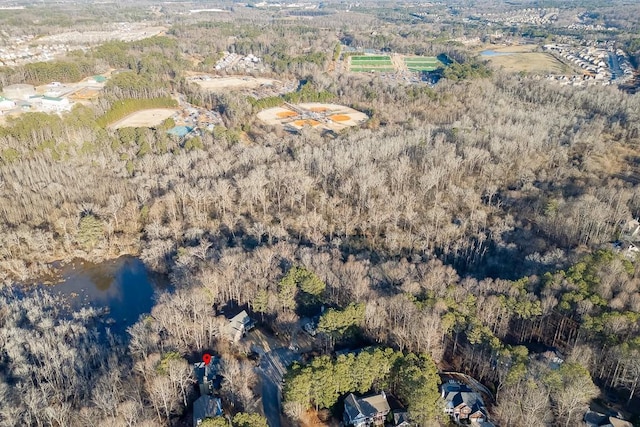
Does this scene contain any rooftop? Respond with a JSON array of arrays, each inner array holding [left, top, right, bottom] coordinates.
[[167, 125, 193, 137], [344, 392, 390, 421], [193, 395, 223, 427]]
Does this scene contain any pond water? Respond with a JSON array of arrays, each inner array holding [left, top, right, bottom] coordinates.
[[480, 50, 514, 57], [41, 256, 170, 335]]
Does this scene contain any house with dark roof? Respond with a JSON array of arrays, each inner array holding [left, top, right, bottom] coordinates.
[[193, 395, 223, 426], [441, 381, 488, 424], [584, 410, 633, 427], [194, 357, 220, 396], [392, 410, 411, 426], [343, 392, 391, 427]]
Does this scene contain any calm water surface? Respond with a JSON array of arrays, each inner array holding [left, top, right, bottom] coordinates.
[[43, 256, 169, 335], [480, 50, 514, 57]]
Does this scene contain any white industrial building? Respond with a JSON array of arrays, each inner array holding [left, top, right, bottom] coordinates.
[[41, 96, 71, 112]]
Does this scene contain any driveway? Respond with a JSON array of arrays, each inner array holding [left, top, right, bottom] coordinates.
[[247, 328, 302, 427], [256, 348, 301, 427]]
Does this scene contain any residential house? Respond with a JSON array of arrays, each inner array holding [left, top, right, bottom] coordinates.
[[343, 391, 391, 427], [193, 395, 223, 427], [194, 357, 220, 396], [584, 411, 633, 427], [392, 410, 411, 426], [442, 381, 488, 424], [224, 310, 255, 342]]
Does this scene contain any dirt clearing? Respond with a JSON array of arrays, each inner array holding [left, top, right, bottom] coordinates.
[[109, 108, 178, 129], [189, 76, 281, 91]]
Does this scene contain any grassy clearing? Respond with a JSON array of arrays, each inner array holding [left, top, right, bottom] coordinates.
[[350, 55, 394, 72], [404, 56, 443, 72], [350, 64, 393, 70], [350, 67, 396, 72], [350, 55, 391, 61], [351, 60, 393, 66], [485, 52, 572, 75], [407, 66, 439, 72], [404, 57, 439, 63]]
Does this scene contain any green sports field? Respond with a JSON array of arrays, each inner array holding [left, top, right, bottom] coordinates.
[[403, 56, 443, 72], [350, 66, 395, 72], [350, 55, 393, 72]]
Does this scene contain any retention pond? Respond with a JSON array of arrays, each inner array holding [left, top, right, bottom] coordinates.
[[40, 256, 170, 335]]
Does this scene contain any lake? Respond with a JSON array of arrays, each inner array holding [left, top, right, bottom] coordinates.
[[480, 50, 514, 57], [41, 256, 170, 335]]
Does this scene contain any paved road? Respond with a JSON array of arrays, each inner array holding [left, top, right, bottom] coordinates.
[[256, 348, 300, 427], [609, 51, 624, 80]]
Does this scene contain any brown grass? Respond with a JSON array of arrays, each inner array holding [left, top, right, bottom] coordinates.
[[70, 88, 100, 100], [486, 52, 571, 75], [330, 114, 350, 122], [487, 44, 539, 53], [277, 110, 298, 118]]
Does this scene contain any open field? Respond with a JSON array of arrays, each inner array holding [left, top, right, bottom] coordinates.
[[350, 67, 395, 72], [485, 52, 572, 74], [404, 56, 443, 72], [348, 54, 445, 73], [109, 108, 178, 129], [351, 55, 392, 61], [189, 76, 281, 91], [481, 44, 540, 53], [258, 102, 368, 132], [350, 55, 393, 72]]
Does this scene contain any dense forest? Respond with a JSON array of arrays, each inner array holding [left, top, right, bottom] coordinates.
[[1, 2, 640, 426]]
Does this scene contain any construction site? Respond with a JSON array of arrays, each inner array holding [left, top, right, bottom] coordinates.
[[257, 102, 368, 132]]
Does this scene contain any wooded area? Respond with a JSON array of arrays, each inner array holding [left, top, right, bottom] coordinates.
[[1, 2, 640, 426]]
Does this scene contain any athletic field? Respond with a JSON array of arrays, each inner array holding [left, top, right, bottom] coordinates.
[[350, 55, 394, 72], [403, 56, 443, 72]]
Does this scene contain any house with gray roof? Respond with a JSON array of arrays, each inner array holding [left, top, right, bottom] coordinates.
[[584, 410, 633, 427], [343, 391, 390, 427], [442, 381, 488, 424], [224, 310, 255, 342]]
